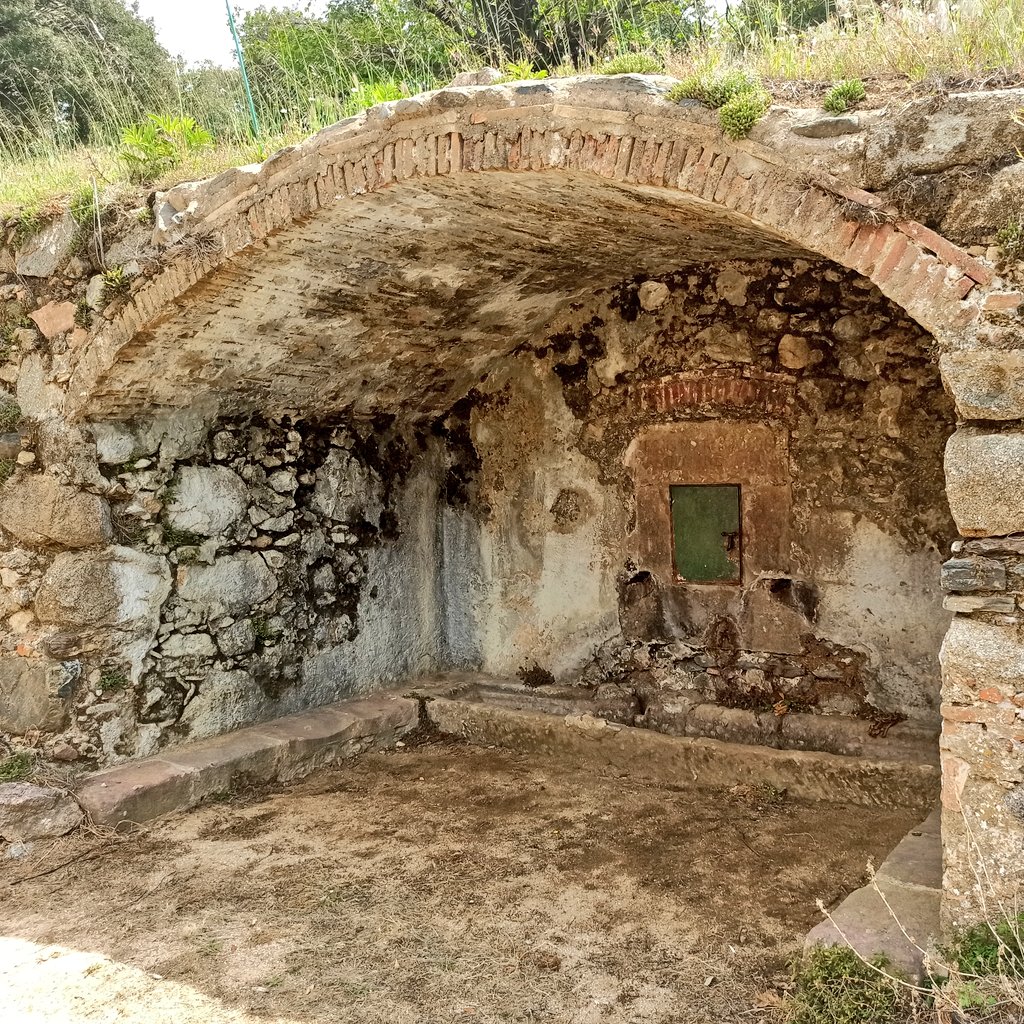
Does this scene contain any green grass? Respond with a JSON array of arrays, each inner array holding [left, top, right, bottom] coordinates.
[[596, 53, 665, 75], [0, 751, 34, 782]]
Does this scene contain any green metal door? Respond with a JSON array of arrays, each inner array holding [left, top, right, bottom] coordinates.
[[670, 485, 742, 583]]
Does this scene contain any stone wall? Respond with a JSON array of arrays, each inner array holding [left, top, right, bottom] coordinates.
[[463, 258, 955, 754], [0, 411, 450, 764]]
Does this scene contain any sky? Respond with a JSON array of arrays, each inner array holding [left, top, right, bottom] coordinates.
[[134, 0, 329, 67]]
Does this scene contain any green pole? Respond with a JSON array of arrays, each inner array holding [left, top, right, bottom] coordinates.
[[226, 0, 261, 137]]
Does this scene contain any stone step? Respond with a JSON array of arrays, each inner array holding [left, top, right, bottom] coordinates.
[[805, 808, 942, 979], [423, 695, 939, 811], [76, 693, 419, 827]]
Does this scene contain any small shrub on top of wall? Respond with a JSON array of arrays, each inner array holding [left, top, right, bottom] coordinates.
[[596, 53, 665, 75], [823, 79, 867, 114], [666, 69, 771, 139]]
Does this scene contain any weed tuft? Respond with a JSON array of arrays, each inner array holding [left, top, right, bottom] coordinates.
[[74, 299, 92, 330], [163, 523, 202, 549], [666, 68, 771, 139], [596, 53, 664, 76], [101, 265, 131, 303], [998, 216, 1024, 260], [823, 79, 867, 114], [0, 403, 22, 434], [939, 912, 1024, 978], [0, 751, 34, 782], [98, 669, 129, 694], [498, 60, 548, 83]]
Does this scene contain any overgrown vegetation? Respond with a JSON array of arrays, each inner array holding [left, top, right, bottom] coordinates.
[[666, 67, 771, 138], [786, 946, 908, 1024], [120, 113, 213, 184], [3, 0, 1024, 220]]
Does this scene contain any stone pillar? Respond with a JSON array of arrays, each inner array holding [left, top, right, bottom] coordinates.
[[940, 336, 1024, 929]]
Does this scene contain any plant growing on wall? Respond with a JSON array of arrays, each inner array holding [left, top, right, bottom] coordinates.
[[823, 78, 866, 113], [119, 113, 213, 184], [666, 68, 771, 139]]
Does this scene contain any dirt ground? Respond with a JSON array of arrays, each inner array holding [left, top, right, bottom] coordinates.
[[1, 737, 921, 1024]]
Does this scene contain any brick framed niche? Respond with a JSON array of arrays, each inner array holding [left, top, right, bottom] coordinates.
[[623, 420, 799, 652]]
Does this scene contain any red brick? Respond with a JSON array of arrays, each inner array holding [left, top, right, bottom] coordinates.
[[639, 139, 659, 184], [952, 275, 976, 299], [650, 141, 669, 186], [978, 686, 1005, 702], [685, 146, 717, 195], [566, 130, 584, 170], [830, 182, 887, 210], [613, 136, 634, 180], [703, 154, 730, 201], [598, 135, 620, 177], [874, 233, 911, 281], [983, 291, 1023, 313], [507, 133, 523, 171], [898, 219, 994, 285], [625, 136, 647, 181]]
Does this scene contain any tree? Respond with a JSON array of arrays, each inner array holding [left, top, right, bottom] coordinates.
[[0, 0, 176, 153]]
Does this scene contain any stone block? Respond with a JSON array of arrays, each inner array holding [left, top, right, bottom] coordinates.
[[76, 758, 212, 826], [28, 300, 75, 339], [945, 428, 1024, 536], [805, 860, 940, 979], [160, 728, 290, 793], [177, 552, 278, 615], [940, 616, 1024, 706], [0, 657, 50, 733], [15, 212, 76, 277], [76, 692, 418, 825], [941, 556, 1007, 592], [0, 474, 111, 549], [0, 782, 83, 840], [940, 350, 1024, 420], [35, 546, 171, 629], [165, 465, 248, 536], [943, 594, 1016, 614]]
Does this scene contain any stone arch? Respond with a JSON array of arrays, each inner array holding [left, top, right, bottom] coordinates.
[[65, 75, 998, 420], [17, 76, 1024, 935]]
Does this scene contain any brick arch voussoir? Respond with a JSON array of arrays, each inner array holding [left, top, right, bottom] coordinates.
[[72, 98, 993, 416]]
